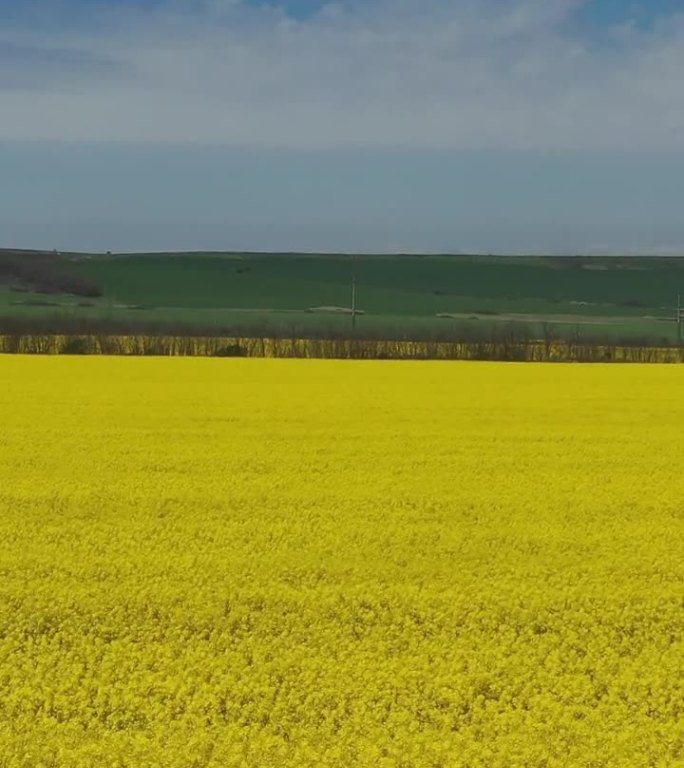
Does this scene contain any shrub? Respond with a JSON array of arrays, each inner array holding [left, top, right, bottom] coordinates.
[[60, 337, 91, 355], [214, 344, 248, 357]]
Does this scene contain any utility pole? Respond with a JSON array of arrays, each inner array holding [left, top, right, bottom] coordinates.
[[351, 270, 357, 331], [678, 294, 683, 346]]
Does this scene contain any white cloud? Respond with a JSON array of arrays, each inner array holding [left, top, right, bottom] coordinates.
[[1, 0, 684, 150]]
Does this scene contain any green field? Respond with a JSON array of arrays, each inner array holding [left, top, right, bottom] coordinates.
[[2, 250, 684, 342]]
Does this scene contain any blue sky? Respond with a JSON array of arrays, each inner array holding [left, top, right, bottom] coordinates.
[[1, 0, 684, 253]]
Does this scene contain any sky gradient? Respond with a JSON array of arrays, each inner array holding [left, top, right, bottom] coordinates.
[[1, 0, 684, 253]]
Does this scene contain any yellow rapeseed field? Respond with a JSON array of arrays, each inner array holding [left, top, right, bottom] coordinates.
[[1, 356, 683, 767]]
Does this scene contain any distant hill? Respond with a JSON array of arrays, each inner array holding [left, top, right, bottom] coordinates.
[[2, 250, 683, 343]]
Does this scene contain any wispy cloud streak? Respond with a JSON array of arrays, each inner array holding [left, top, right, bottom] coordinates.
[[0, 0, 683, 149]]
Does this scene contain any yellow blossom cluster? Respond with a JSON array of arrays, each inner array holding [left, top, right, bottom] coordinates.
[[1, 357, 683, 767]]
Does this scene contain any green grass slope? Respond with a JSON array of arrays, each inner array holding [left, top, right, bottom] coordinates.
[[66, 252, 684, 311], [3, 251, 684, 341]]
